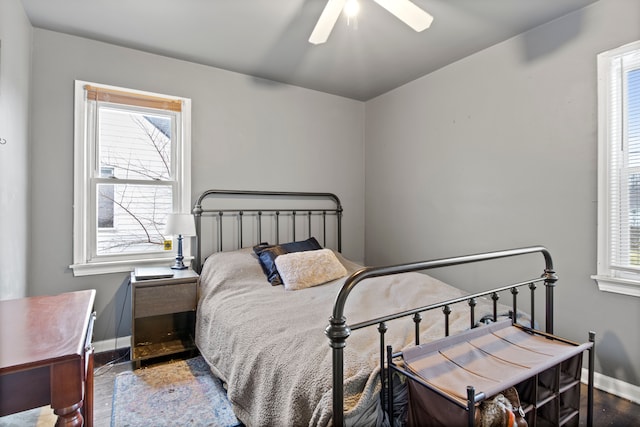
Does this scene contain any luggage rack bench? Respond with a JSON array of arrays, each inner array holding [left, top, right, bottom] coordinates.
[[387, 320, 595, 426]]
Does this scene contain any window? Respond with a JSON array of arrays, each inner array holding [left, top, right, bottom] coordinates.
[[593, 41, 640, 297], [71, 81, 192, 276]]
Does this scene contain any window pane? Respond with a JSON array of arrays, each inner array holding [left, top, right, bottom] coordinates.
[[626, 68, 640, 265], [98, 167, 115, 229], [96, 184, 173, 255], [628, 68, 640, 167], [98, 108, 172, 181], [629, 174, 640, 265]]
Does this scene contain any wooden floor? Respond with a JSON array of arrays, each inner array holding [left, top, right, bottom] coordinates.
[[1, 354, 639, 426], [579, 383, 640, 426], [89, 360, 134, 427]]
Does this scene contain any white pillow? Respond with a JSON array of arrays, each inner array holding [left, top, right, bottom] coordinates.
[[274, 248, 348, 291]]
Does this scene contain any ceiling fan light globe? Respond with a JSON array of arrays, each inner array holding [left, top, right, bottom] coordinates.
[[309, 0, 432, 45], [344, 0, 360, 18]]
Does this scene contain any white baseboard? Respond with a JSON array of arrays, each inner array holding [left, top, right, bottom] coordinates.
[[93, 336, 131, 354], [582, 368, 640, 405]]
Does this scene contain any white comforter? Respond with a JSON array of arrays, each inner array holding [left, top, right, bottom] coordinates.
[[195, 248, 500, 427]]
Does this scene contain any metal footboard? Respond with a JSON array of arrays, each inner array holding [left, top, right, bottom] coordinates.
[[326, 246, 557, 426]]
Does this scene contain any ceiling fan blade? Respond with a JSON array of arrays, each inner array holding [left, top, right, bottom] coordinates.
[[309, 0, 348, 44], [373, 0, 434, 32]]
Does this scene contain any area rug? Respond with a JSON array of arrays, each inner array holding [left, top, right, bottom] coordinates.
[[111, 356, 241, 427]]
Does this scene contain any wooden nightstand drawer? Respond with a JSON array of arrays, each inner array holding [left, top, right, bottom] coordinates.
[[134, 282, 197, 318]]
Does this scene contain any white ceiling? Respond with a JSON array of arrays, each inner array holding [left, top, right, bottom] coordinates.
[[21, 0, 598, 101]]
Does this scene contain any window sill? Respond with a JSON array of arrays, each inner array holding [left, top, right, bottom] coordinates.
[[70, 256, 193, 277], [591, 275, 640, 298]]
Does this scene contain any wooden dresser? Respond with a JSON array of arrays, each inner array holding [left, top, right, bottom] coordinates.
[[0, 290, 96, 427]]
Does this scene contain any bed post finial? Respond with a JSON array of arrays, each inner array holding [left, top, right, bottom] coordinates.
[[337, 204, 343, 253], [542, 267, 557, 334], [192, 204, 203, 273], [326, 316, 351, 427]]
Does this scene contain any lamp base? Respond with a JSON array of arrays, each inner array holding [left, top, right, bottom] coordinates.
[[171, 234, 188, 270], [170, 262, 188, 270]]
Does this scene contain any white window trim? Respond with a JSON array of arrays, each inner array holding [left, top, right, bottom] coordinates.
[[592, 40, 640, 297], [71, 81, 192, 276]]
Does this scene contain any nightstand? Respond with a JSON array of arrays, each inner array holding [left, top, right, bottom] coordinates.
[[130, 269, 199, 367]]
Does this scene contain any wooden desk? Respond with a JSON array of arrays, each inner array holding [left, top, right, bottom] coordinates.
[[0, 290, 96, 427]]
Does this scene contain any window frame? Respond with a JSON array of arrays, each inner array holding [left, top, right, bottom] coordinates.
[[71, 81, 192, 276], [593, 40, 640, 298]]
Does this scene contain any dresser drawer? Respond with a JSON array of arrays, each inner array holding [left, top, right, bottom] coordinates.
[[134, 282, 197, 318]]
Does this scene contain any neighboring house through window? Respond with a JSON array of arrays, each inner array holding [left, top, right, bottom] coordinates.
[[72, 81, 192, 276], [593, 40, 640, 297]]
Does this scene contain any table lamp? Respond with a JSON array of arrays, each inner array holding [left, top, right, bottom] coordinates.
[[164, 213, 196, 270]]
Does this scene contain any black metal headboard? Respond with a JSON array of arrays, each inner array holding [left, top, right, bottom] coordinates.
[[191, 189, 343, 273]]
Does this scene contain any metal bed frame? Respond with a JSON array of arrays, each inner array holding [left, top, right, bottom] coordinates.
[[191, 189, 593, 426], [327, 246, 560, 425]]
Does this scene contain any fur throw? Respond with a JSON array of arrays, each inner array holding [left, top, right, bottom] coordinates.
[[475, 387, 527, 427]]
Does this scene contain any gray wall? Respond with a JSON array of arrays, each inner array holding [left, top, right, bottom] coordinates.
[[365, 0, 640, 387], [0, 0, 31, 300], [28, 29, 365, 344]]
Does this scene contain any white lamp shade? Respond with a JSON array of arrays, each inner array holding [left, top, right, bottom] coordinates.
[[164, 213, 196, 237]]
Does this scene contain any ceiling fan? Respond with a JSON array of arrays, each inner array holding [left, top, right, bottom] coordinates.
[[309, 0, 434, 45]]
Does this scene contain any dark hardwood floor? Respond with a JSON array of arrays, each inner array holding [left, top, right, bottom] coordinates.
[[579, 384, 640, 426], [1, 353, 638, 426]]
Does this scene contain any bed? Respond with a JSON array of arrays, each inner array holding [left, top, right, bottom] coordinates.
[[192, 189, 594, 427]]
